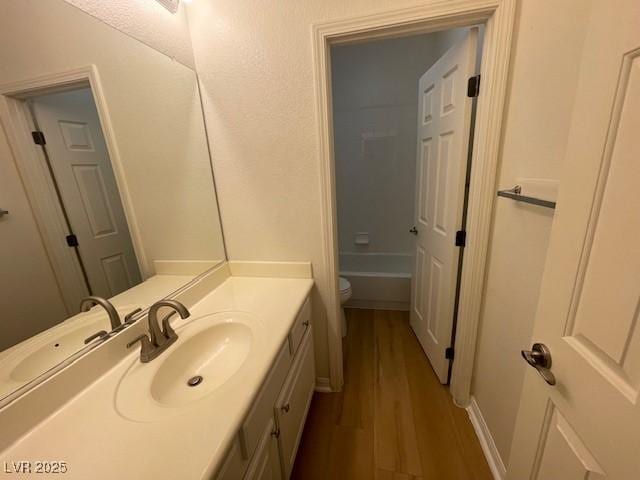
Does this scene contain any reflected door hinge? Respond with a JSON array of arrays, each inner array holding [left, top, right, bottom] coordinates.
[[467, 75, 481, 97], [455, 230, 466, 247], [445, 347, 455, 360], [32, 131, 46, 145], [66, 234, 79, 247]]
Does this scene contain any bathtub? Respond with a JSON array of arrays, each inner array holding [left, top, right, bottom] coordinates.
[[339, 253, 412, 311]]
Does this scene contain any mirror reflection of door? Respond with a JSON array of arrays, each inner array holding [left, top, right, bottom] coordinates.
[[0, 87, 142, 351], [30, 88, 142, 301]]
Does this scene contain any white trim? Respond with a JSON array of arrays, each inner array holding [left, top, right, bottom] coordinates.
[[314, 376, 333, 393], [467, 396, 506, 480], [0, 66, 151, 297], [312, 0, 516, 401]]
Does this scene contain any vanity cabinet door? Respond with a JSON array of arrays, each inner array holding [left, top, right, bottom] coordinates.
[[240, 340, 292, 459], [244, 418, 282, 480], [275, 329, 315, 479]]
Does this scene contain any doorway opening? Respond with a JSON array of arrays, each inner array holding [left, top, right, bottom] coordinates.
[[333, 26, 483, 384]]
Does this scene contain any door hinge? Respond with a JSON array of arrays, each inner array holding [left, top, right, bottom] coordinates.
[[66, 234, 79, 247], [467, 75, 481, 97], [31, 131, 46, 145], [455, 230, 466, 247], [445, 347, 455, 360]]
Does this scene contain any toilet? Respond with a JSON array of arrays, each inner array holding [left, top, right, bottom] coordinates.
[[339, 277, 352, 337]]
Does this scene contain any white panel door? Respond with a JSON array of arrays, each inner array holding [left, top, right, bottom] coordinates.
[[410, 28, 478, 383], [508, 2, 640, 478], [31, 89, 141, 298]]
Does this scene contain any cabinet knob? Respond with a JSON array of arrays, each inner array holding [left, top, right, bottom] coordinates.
[[281, 403, 290, 413], [271, 427, 280, 438], [302, 320, 309, 327]]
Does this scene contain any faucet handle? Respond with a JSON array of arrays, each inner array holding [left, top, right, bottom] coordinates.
[[84, 330, 108, 344], [126, 334, 154, 363], [127, 334, 149, 349], [124, 308, 143, 325]]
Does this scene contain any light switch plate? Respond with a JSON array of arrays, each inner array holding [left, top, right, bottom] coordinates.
[[156, 0, 179, 13]]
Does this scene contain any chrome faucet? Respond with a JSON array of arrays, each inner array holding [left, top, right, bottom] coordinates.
[[127, 300, 190, 363], [80, 296, 121, 330]]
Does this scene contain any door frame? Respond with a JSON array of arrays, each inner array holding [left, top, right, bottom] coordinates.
[[0, 65, 149, 313], [313, 0, 516, 403]]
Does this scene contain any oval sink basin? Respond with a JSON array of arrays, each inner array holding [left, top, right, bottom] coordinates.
[[150, 322, 252, 407], [115, 311, 264, 422]]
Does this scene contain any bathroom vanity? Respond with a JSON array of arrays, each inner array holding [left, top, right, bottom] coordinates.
[[0, 263, 315, 479]]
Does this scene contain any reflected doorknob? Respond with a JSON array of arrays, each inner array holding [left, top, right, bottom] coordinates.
[[409, 226, 418, 235], [521, 343, 556, 385]]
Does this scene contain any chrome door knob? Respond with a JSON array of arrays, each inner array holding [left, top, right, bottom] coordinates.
[[521, 343, 556, 385], [409, 226, 418, 235]]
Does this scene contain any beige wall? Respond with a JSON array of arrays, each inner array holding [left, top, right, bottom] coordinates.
[[63, 0, 195, 68], [471, 0, 593, 463]]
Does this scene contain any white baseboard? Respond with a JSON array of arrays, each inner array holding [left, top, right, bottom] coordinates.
[[315, 376, 332, 393], [467, 396, 506, 480]]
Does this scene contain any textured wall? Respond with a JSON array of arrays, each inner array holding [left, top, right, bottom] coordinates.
[[63, 0, 195, 68]]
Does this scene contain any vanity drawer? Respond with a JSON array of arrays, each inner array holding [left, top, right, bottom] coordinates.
[[288, 297, 311, 356], [239, 339, 292, 459], [275, 329, 315, 479], [243, 418, 282, 480]]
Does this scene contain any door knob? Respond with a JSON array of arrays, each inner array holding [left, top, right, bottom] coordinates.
[[521, 343, 556, 385], [0, 208, 8, 218], [409, 226, 418, 235]]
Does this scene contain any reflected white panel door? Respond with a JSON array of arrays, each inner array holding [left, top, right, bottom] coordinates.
[[410, 28, 478, 383], [508, 2, 640, 478], [31, 89, 141, 298]]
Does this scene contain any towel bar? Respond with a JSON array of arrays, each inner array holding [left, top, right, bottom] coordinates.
[[496, 185, 556, 209]]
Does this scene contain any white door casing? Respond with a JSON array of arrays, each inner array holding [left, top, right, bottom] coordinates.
[[508, 1, 640, 478], [0, 127, 69, 351], [410, 28, 478, 383], [31, 89, 141, 298]]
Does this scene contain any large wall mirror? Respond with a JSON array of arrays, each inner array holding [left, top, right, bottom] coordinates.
[[0, 1, 226, 401]]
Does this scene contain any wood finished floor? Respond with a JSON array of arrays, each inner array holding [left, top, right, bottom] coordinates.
[[291, 309, 493, 480]]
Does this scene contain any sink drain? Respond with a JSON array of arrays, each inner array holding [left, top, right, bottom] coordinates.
[[187, 375, 204, 387]]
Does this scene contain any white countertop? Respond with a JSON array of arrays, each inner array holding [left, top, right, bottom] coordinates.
[[0, 276, 313, 479]]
